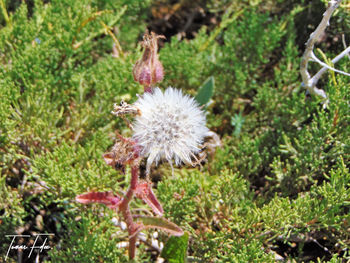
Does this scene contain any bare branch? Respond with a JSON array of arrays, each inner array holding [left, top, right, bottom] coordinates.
[[300, 0, 349, 102], [341, 34, 350, 59], [310, 46, 350, 87], [310, 50, 350, 77]]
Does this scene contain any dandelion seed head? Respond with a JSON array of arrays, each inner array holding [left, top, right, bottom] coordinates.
[[132, 87, 209, 174]]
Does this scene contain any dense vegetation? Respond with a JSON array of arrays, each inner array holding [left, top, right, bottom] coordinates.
[[0, 0, 349, 262]]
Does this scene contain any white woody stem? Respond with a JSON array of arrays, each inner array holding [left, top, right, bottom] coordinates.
[[341, 35, 350, 59], [310, 46, 350, 87], [300, 0, 346, 100]]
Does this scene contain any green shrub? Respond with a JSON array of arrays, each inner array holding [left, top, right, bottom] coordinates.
[[1, 0, 349, 262]]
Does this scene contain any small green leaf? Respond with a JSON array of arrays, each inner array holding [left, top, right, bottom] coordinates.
[[137, 216, 183, 236], [161, 232, 189, 263], [195, 76, 215, 106], [231, 111, 245, 137]]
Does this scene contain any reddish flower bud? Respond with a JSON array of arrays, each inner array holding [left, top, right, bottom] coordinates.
[[133, 31, 165, 90]]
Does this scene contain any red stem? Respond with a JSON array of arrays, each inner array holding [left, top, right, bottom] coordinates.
[[128, 235, 137, 259], [119, 164, 139, 260]]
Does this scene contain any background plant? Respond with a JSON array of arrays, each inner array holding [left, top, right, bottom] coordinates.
[[0, 0, 349, 262]]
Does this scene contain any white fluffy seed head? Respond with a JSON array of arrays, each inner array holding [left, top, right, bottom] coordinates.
[[132, 87, 209, 174]]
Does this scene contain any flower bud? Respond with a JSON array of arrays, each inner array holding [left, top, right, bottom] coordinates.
[[133, 31, 164, 90]]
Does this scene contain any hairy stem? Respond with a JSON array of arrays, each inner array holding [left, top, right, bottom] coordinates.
[[119, 164, 139, 259]]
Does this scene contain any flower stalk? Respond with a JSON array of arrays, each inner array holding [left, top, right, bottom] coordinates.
[[118, 164, 139, 259]]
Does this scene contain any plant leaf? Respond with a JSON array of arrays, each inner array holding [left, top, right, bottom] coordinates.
[[161, 232, 189, 263], [195, 76, 215, 106], [135, 181, 164, 216], [231, 111, 245, 137], [76, 191, 121, 209], [137, 216, 183, 236]]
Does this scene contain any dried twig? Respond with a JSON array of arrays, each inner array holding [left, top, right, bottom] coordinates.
[[300, 0, 349, 104], [342, 34, 350, 59], [310, 46, 350, 87]]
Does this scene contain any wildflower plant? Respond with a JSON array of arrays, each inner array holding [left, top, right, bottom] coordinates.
[[76, 31, 211, 260]]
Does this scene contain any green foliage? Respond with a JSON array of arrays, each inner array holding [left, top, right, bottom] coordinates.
[[161, 232, 189, 263], [48, 211, 130, 263], [195, 76, 215, 106], [1, 0, 349, 262], [0, 0, 150, 261], [231, 110, 245, 137]]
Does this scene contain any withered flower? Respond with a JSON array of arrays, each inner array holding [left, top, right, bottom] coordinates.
[[132, 87, 209, 175], [103, 134, 141, 172]]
